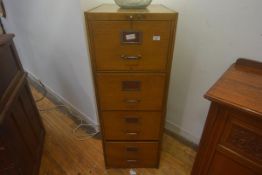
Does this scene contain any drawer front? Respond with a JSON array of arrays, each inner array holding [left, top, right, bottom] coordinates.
[[105, 142, 159, 168], [208, 151, 257, 175], [90, 21, 171, 71], [96, 73, 166, 110], [220, 109, 262, 166], [102, 111, 162, 140]]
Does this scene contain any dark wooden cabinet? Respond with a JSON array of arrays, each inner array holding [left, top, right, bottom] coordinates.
[[191, 59, 262, 175], [85, 4, 178, 168], [0, 34, 45, 175]]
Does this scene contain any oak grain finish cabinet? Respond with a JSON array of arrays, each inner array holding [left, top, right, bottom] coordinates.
[[0, 34, 45, 175], [85, 4, 178, 168], [191, 59, 262, 175]]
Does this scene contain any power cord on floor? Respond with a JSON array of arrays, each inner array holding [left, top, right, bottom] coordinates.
[[33, 78, 100, 141], [72, 119, 99, 141], [35, 80, 47, 102], [33, 79, 138, 175]]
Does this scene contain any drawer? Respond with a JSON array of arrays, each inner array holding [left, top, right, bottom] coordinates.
[[102, 111, 162, 140], [90, 21, 171, 71], [96, 73, 166, 110], [105, 142, 159, 168], [220, 109, 262, 165]]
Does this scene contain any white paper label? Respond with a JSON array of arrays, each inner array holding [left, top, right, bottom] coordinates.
[[153, 35, 161, 41], [126, 34, 136, 40]]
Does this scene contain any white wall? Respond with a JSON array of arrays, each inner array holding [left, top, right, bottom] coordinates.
[[81, 0, 262, 143], [161, 0, 262, 143], [2, 0, 98, 124], [3, 0, 262, 144]]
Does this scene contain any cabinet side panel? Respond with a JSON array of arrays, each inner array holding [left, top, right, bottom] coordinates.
[[191, 103, 229, 175], [85, 14, 108, 167]]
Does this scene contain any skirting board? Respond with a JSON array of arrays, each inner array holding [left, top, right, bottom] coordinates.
[[165, 120, 199, 150], [27, 72, 198, 150], [27, 72, 98, 129]]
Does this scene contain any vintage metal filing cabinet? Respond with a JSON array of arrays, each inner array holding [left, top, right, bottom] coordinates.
[[85, 4, 178, 168]]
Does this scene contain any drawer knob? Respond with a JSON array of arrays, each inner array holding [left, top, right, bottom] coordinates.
[[124, 99, 141, 104], [121, 54, 142, 60], [127, 14, 145, 20], [0, 146, 5, 151]]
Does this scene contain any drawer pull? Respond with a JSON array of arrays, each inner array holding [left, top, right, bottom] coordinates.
[[125, 117, 139, 123], [0, 146, 5, 151], [126, 147, 139, 152], [121, 55, 142, 60], [128, 15, 134, 20], [124, 99, 141, 104], [126, 132, 139, 136], [127, 159, 138, 163]]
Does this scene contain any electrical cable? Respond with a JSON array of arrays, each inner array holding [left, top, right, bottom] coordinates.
[[33, 78, 100, 141], [72, 119, 99, 141], [32, 79, 136, 174], [34, 80, 47, 102]]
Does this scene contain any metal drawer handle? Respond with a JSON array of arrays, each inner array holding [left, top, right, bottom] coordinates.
[[121, 55, 142, 60], [126, 132, 139, 136], [127, 159, 138, 163], [124, 99, 141, 104]]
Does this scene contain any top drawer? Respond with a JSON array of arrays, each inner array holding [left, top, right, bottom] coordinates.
[[89, 21, 171, 71]]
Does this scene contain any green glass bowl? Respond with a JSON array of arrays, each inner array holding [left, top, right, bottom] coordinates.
[[114, 0, 152, 9]]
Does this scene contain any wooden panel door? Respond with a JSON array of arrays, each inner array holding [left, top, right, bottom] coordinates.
[[0, 81, 45, 175], [207, 152, 259, 175]]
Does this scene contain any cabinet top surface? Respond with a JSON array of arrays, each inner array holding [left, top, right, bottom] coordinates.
[[85, 4, 178, 20], [205, 58, 262, 116], [87, 4, 176, 14]]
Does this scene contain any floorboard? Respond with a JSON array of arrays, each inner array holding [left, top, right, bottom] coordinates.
[[30, 87, 196, 175]]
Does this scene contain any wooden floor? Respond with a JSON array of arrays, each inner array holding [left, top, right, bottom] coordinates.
[[31, 88, 196, 175]]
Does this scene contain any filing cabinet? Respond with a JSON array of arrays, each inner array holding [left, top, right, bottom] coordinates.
[[85, 4, 178, 168]]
